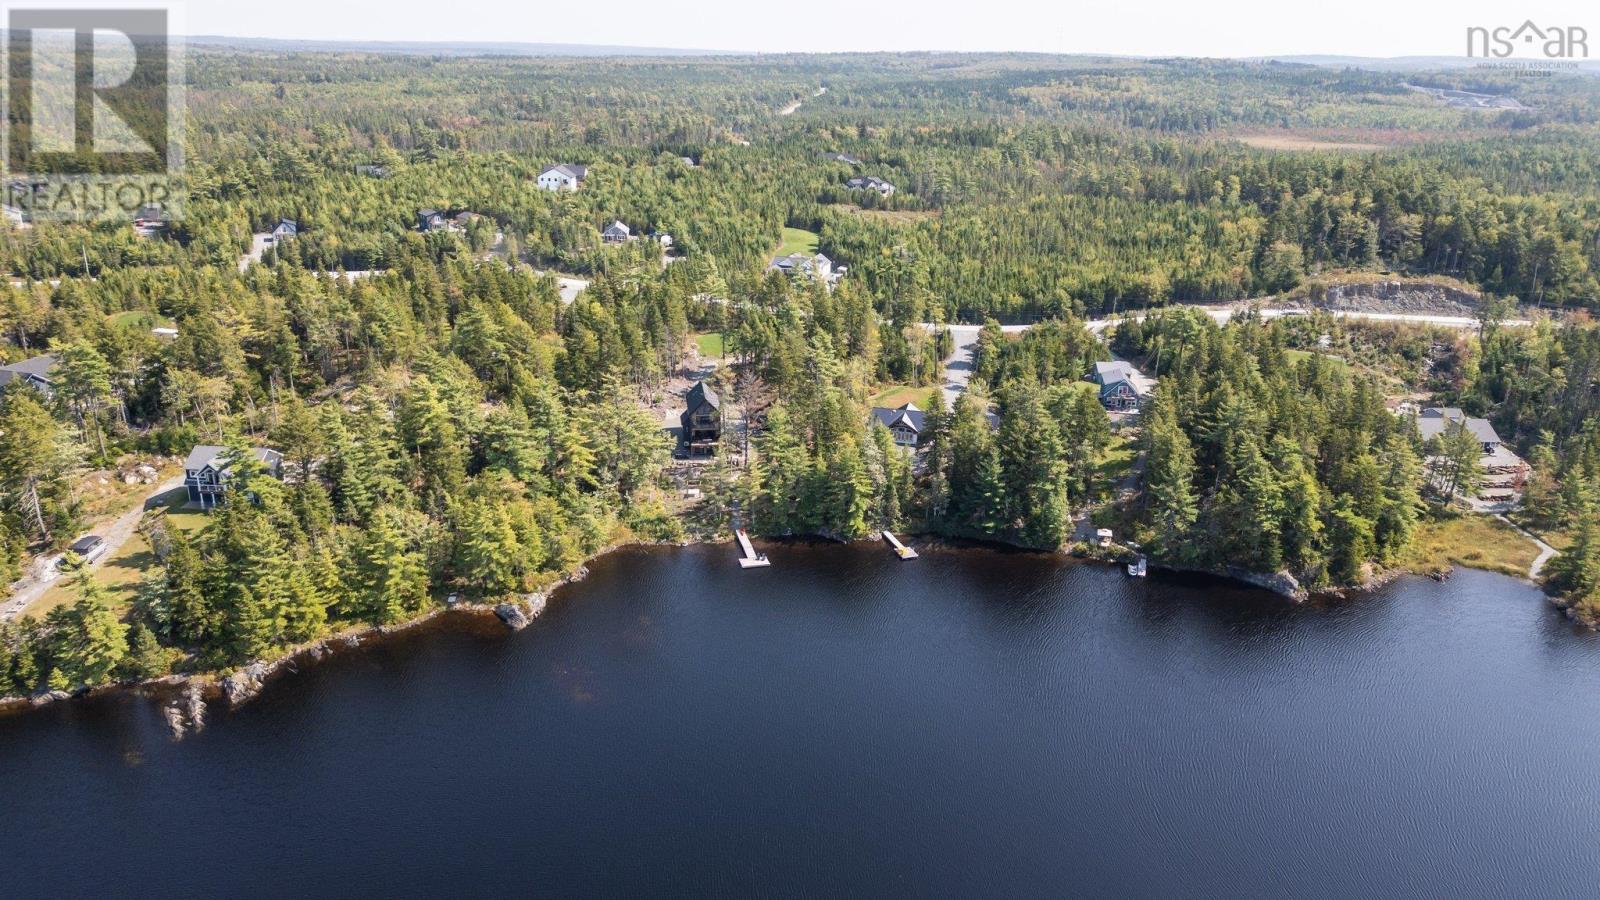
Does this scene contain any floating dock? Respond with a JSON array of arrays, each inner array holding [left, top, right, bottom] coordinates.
[[882, 531, 918, 560], [736, 529, 771, 568]]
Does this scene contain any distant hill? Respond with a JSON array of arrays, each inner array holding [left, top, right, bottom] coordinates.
[[186, 35, 750, 57], [1252, 54, 1600, 73]]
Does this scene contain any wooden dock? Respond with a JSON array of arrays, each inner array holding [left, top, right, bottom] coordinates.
[[735, 529, 770, 568], [882, 530, 918, 560]]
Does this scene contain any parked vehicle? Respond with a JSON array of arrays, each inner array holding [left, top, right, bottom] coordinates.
[[59, 535, 108, 570]]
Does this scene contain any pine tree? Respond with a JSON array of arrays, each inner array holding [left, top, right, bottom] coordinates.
[[56, 571, 129, 687], [163, 532, 217, 646], [1142, 392, 1198, 559], [121, 622, 170, 680], [356, 509, 431, 624]]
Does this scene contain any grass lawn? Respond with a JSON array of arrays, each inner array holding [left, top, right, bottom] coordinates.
[[1403, 512, 1541, 579], [1285, 348, 1347, 369], [694, 331, 725, 358], [776, 226, 820, 258], [870, 385, 937, 409], [107, 310, 175, 330], [25, 485, 206, 620], [1092, 433, 1139, 502]]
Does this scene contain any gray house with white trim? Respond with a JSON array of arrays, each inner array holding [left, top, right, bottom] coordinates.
[[184, 445, 284, 508], [0, 353, 58, 397]]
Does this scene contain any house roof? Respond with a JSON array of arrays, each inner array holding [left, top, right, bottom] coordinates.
[[846, 175, 893, 190], [275, 218, 297, 231], [0, 353, 59, 385], [543, 164, 588, 181], [1099, 378, 1138, 399], [1416, 408, 1501, 445], [684, 380, 719, 411], [184, 445, 283, 473], [1091, 361, 1135, 385], [603, 220, 630, 235], [418, 207, 440, 218], [771, 252, 832, 273], [871, 402, 926, 433]]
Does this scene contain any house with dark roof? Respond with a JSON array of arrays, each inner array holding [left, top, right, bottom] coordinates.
[[183, 445, 284, 508], [845, 175, 896, 197], [0, 353, 58, 397], [1417, 407, 1502, 454], [355, 164, 390, 178], [270, 218, 297, 241], [870, 402, 927, 448], [418, 208, 446, 232], [602, 220, 632, 244], [1089, 361, 1142, 411], [538, 164, 589, 192], [681, 381, 721, 455]]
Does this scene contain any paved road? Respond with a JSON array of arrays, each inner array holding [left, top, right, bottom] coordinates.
[[934, 324, 1031, 406], [926, 304, 1529, 406], [1, 476, 184, 622]]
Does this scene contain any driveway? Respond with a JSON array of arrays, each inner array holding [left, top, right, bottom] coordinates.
[[238, 233, 272, 273], [1, 476, 185, 622]]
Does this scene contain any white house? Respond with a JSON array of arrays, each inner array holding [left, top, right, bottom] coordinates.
[[771, 253, 838, 280], [538, 164, 588, 192], [845, 175, 896, 197]]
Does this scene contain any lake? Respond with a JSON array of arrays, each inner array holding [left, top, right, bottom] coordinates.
[[4, 543, 1600, 898]]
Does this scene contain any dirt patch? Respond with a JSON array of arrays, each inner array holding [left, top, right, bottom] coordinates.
[[841, 206, 939, 225], [1237, 133, 1388, 152]]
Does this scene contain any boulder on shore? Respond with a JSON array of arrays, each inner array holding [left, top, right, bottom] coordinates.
[[494, 592, 550, 630], [494, 603, 532, 630], [221, 662, 270, 706], [1225, 567, 1308, 603]]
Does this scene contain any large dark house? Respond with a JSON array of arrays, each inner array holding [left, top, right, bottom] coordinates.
[[680, 380, 721, 456], [0, 353, 58, 397], [184, 444, 284, 508], [870, 402, 926, 447], [1089, 361, 1142, 411]]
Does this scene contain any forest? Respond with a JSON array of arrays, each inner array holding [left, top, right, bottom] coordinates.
[[3, 48, 1600, 695]]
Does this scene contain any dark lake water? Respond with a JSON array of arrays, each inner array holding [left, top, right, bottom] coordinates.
[[5, 543, 1600, 898]]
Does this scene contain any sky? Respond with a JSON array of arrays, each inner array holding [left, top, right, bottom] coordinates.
[[180, 0, 1595, 57]]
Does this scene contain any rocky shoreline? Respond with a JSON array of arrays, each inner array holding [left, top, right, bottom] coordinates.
[[0, 533, 1560, 727], [0, 547, 612, 733]]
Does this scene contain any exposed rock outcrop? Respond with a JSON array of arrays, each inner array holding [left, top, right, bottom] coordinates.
[[1224, 567, 1309, 603], [164, 681, 207, 738], [221, 662, 271, 706], [494, 602, 532, 630], [1289, 278, 1487, 317]]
